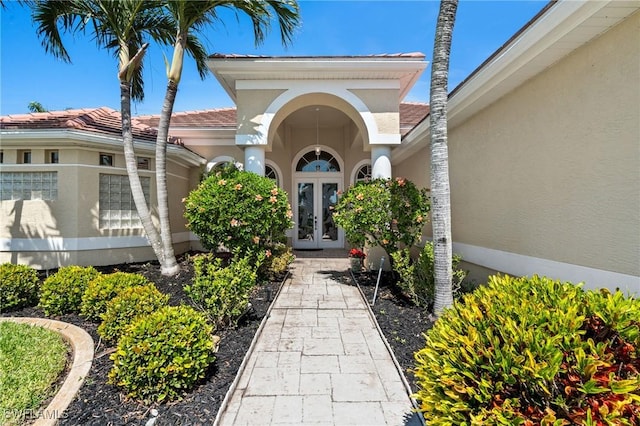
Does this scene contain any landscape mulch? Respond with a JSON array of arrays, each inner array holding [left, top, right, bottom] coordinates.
[[3, 255, 435, 425]]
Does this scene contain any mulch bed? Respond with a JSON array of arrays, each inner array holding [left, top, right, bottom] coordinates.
[[3, 254, 281, 426], [3, 256, 434, 425]]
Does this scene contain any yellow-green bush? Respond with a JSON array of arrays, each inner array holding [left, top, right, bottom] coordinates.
[[0, 263, 39, 312], [80, 272, 150, 321], [39, 266, 101, 316], [413, 275, 640, 425], [108, 305, 216, 402], [97, 284, 169, 343], [391, 242, 467, 309], [262, 244, 295, 279], [185, 253, 259, 329]]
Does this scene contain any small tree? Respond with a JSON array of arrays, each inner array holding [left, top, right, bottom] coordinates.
[[333, 178, 430, 263], [184, 166, 293, 254]]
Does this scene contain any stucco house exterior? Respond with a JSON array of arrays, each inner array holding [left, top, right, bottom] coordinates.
[[1, 0, 638, 294]]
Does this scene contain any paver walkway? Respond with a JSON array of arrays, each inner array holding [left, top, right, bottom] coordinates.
[[216, 250, 422, 426]]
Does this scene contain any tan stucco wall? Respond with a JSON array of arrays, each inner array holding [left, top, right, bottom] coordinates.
[[236, 89, 286, 136], [350, 89, 400, 135], [1, 139, 197, 269], [396, 12, 640, 278]]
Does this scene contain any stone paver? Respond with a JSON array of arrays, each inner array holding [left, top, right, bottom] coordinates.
[[216, 250, 422, 426]]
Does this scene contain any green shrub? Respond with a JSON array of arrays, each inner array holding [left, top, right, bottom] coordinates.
[[333, 178, 430, 262], [0, 263, 39, 312], [262, 244, 295, 279], [80, 272, 150, 321], [185, 253, 259, 329], [391, 242, 467, 309], [184, 166, 293, 254], [39, 266, 101, 316], [413, 275, 640, 425], [108, 305, 216, 402], [98, 284, 169, 343]]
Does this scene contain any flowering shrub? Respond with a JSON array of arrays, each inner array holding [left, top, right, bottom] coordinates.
[[414, 275, 640, 424], [348, 248, 366, 259], [333, 178, 430, 261], [184, 166, 293, 256]]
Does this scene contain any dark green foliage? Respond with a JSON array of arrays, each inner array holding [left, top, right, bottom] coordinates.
[[413, 275, 640, 425], [80, 272, 150, 321], [0, 263, 39, 312], [184, 166, 293, 254], [333, 178, 430, 260], [108, 305, 216, 403], [98, 284, 169, 343], [391, 241, 467, 309], [185, 253, 259, 329], [39, 266, 101, 316]]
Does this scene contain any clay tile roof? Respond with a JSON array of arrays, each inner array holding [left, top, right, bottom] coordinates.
[[2, 103, 429, 139], [136, 108, 237, 128], [0, 107, 160, 143], [400, 102, 429, 136]]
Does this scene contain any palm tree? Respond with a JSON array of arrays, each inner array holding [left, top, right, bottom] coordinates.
[[28, 101, 47, 112], [30, 0, 176, 273], [154, 0, 300, 275], [430, 0, 459, 316]]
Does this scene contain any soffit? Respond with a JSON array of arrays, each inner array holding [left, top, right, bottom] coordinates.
[[206, 54, 427, 102], [447, 0, 639, 128], [394, 0, 639, 164]]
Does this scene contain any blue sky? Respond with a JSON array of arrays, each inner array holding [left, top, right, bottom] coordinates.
[[0, 1, 548, 116]]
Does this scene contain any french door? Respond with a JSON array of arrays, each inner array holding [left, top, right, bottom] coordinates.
[[293, 177, 343, 249]]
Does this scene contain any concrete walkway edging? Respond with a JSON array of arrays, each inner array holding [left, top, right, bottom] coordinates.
[[349, 271, 426, 426], [0, 317, 94, 426], [213, 271, 291, 426]]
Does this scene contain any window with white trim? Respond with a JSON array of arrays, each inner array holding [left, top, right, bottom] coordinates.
[[0, 172, 58, 200], [99, 174, 150, 229], [265, 164, 279, 186], [354, 163, 372, 183], [296, 150, 340, 172]]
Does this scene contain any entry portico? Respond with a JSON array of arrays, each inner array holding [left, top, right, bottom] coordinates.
[[205, 54, 427, 248]]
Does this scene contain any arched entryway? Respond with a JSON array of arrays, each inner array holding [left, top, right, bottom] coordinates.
[[292, 146, 344, 249]]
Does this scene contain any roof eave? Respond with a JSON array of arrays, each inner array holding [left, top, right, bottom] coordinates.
[[393, 0, 639, 165]]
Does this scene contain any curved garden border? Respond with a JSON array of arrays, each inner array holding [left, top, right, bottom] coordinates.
[[0, 317, 94, 426]]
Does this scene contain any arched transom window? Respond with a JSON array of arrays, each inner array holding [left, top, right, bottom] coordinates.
[[265, 164, 279, 186], [296, 150, 340, 172], [355, 163, 372, 183]]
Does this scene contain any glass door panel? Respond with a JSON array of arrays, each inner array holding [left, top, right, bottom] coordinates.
[[321, 183, 338, 242], [297, 182, 315, 243]]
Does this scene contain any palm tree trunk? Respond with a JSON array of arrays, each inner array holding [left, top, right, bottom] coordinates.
[[155, 79, 180, 276], [120, 81, 166, 268], [430, 0, 458, 316]]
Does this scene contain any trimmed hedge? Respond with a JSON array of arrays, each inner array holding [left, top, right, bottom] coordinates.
[[0, 263, 39, 312], [108, 305, 216, 402], [414, 274, 640, 425], [185, 253, 259, 329], [80, 272, 150, 321], [97, 284, 169, 343], [39, 266, 101, 316]]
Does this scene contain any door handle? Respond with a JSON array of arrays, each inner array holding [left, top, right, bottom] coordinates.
[[314, 215, 317, 230]]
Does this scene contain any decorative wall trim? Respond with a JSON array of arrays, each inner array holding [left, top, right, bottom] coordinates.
[[1, 232, 198, 252], [453, 242, 639, 295]]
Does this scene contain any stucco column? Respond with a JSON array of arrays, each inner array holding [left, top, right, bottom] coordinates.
[[371, 146, 392, 179], [244, 146, 265, 175]]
